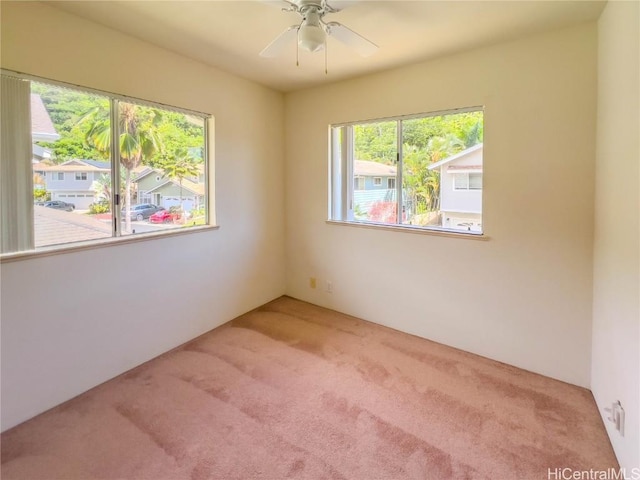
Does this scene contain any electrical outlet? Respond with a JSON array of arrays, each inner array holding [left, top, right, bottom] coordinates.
[[309, 277, 317, 289], [605, 400, 625, 436], [326, 281, 333, 293]]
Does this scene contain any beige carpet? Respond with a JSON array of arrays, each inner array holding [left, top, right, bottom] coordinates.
[[1, 296, 617, 479]]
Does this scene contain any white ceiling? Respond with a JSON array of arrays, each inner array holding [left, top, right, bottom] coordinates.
[[49, 0, 606, 92]]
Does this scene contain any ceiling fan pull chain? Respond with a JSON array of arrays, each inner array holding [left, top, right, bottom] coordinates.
[[325, 38, 328, 75], [296, 28, 300, 67]]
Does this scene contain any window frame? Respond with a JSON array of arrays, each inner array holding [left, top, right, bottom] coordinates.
[[453, 172, 483, 191], [329, 106, 484, 238], [0, 69, 215, 261], [75, 172, 88, 181]]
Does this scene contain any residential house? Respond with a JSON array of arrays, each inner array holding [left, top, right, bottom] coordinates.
[[353, 160, 396, 191], [352, 160, 397, 216], [428, 143, 483, 232], [34, 159, 109, 209], [134, 165, 205, 212], [1, 1, 637, 473]]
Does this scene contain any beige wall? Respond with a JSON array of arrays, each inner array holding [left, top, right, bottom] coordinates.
[[0, 2, 286, 430], [285, 23, 597, 387], [592, 0, 640, 470]]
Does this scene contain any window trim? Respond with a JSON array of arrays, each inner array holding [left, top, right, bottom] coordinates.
[[326, 220, 487, 240], [372, 177, 382, 186], [329, 106, 484, 237], [1, 68, 215, 259], [0, 225, 220, 264]]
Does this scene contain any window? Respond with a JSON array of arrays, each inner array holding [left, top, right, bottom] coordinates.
[[0, 71, 211, 256], [330, 107, 483, 234], [453, 172, 482, 190]]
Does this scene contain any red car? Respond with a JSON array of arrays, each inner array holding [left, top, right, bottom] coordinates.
[[149, 209, 181, 224]]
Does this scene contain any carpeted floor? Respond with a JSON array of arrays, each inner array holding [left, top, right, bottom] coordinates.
[[1, 296, 617, 479]]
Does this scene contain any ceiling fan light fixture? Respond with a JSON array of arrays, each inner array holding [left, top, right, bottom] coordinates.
[[298, 23, 325, 52], [259, 1, 378, 61]]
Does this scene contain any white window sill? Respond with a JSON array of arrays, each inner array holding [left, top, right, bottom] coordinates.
[[0, 224, 220, 263], [326, 220, 489, 240]]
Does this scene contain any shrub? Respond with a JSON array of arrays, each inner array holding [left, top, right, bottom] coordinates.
[[88, 200, 110, 214], [33, 189, 50, 202]]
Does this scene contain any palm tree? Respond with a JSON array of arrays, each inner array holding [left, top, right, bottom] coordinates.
[[159, 148, 200, 218], [80, 102, 163, 232], [90, 173, 111, 202], [403, 147, 441, 217], [462, 121, 482, 148]]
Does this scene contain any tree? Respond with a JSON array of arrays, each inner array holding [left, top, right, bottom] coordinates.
[[80, 103, 163, 232], [90, 173, 112, 202], [403, 147, 440, 216], [159, 148, 200, 217]]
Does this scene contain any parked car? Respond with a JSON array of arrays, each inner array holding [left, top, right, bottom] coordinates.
[[42, 200, 75, 212], [121, 204, 164, 221], [149, 209, 181, 224]]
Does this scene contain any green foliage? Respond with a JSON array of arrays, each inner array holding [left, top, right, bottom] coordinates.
[[32, 83, 109, 162], [33, 188, 50, 202], [354, 121, 397, 164], [88, 200, 110, 214], [159, 148, 200, 183], [190, 207, 206, 219], [31, 82, 205, 168]]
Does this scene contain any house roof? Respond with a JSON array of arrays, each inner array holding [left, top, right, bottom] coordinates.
[[132, 166, 157, 181], [181, 177, 205, 196], [35, 159, 110, 172], [31, 94, 60, 142], [354, 160, 397, 177], [82, 159, 111, 169], [133, 163, 204, 182], [427, 143, 483, 170], [32, 144, 53, 160], [33, 205, 111, 248], [447, 165, 482, 172], [146, 177, 205, 196]]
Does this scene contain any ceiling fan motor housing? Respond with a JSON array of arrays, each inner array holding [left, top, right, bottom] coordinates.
[[298, 6, 326, 52]]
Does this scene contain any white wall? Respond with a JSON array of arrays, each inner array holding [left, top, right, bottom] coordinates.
[[285, 24, 597, 387], [0, 2, 286, 431], [592, 0, 640, 470]]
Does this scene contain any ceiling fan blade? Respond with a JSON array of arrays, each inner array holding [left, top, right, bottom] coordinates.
[[259, 25, 299, 58], [260, 0, 299, 12], [325, 0, 360, 12], [326, 21, 378, 57]]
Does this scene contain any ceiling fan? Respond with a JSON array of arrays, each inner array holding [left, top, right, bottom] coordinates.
[[259, 0, 378, 67]]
